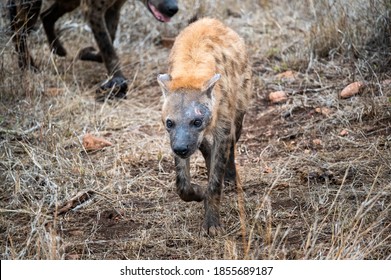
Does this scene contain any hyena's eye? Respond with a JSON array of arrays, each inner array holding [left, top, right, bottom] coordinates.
[[166, 119, 174, 129], [193, 119, 203, 128]]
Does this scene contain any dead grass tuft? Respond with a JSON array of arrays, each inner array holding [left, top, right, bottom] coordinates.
[[306, 0, 391, 73]]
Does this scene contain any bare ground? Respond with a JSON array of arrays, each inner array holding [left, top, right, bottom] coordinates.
[[0, 0, 390, 260]]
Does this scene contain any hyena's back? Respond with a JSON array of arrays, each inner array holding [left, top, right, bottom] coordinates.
[[168, 18, 252, 121]]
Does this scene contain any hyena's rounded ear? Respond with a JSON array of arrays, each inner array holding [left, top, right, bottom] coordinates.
[[203, 73, 221, 99], [157, 74, 171, 97]]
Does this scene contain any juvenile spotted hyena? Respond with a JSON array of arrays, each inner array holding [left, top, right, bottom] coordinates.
[[157, 18, 252, 236], [8, 0, 178, 97]]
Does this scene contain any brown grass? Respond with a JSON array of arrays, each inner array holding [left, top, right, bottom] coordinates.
[[0, 0, 390, 260]]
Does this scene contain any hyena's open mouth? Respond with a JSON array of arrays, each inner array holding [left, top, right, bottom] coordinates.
[[147, 0, 178, 22]]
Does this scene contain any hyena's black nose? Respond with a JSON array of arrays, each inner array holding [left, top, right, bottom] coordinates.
[[163, 1, 178, 17], [173, 146, 189, 157], [167, 5, 178, 17]]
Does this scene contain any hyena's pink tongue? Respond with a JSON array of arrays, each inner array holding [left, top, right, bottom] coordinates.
[[148, 3, 171, 22]]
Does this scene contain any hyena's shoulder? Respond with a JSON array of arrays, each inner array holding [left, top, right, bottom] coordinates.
[[168, 18, 248, 92]]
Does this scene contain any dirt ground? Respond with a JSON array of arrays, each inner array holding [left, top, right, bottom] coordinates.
[[0, 0, 390, 260]]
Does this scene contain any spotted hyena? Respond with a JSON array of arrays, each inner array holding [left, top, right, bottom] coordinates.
[[8, 0, 178, 97], [157, 18, 252, 236]]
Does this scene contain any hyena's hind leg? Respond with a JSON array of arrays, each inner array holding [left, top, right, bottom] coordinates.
[[79, 0, 126, 63], [203, 136, 233, 236], [40, 0, 80, 57], [223, 140, 237, 187], [223, 112, 245, 187], [87, 0, 128, 97], [8, 0, 42, 71]]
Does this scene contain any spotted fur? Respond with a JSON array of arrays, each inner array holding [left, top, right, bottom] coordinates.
[[158, 18, 252, 236]]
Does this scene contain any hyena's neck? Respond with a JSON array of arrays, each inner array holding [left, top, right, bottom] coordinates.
[[167, 18, 227, 91]]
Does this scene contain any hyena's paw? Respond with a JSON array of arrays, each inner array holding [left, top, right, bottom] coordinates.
[[51, 40, 67, 57], [202, 209, 223, 237], [178, 184, 205, 202], [96, 77, 128, 101], [190, 183, 205, 201], [78, 47, 103, 63]]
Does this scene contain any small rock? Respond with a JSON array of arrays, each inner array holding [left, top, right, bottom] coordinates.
[[269, 91, 287, 103], [312, 139, 322, 146], [315, 107, 331, 117], [263, 165, 273, 173], [340, 82, 364, 99], [339, 129, 349, 136], [45, 87, 64, 97], [82, 133, 113, 151], [276, 70, 296, 82]]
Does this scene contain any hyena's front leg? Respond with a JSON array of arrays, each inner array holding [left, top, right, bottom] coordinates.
[[203, 137, 232, 236], [175, 157, 204, 202], [87, 6, 127, 98]]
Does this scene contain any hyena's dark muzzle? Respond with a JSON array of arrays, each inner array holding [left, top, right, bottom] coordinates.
[[170, 126, 199, 159], [146, 0, 178, 22]]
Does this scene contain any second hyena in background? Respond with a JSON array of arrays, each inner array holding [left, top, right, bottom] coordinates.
[[8, 0, 178, 97], [158, 18, 252, 236]]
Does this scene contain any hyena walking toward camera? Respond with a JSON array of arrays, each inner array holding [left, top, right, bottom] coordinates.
[[157, 18, 252, 236]]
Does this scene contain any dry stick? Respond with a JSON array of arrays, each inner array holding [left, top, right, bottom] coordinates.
[[358, 220, 391, 258], [0, 123, 41, 137], [267, 85, 335, 95], [0, 208, 52, 228], [265, 195, 272, 250], [51, 193, 59, 260], [236, 166, 248, 258], [7, 233, 16, 259], [17, 140, 43, 170], [55, 190, 96, 216]]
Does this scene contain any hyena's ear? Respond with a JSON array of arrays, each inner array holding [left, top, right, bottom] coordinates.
[[157, 74, 171, 97], [203, 73, 221, 99]]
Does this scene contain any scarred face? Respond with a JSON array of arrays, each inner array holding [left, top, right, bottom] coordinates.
[[162, 91, 213, 158], [158, 74, 220, 159]]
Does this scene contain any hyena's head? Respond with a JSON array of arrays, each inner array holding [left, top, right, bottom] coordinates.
[[141, 0, 178, 22], [157, 74, 221, 159]]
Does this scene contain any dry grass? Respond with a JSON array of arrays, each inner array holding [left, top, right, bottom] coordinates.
[[0, 0, 390, 260]]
